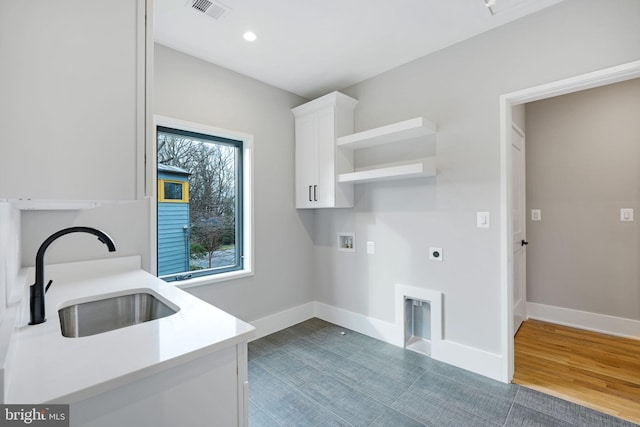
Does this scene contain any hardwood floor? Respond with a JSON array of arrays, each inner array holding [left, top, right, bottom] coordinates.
[[514, 319, 640, 424]]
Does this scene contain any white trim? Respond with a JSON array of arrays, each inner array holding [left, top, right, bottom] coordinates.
[[143, 0, 154, 200], [527, 302, 640, 339], [249, 302, 315, 340], [499, 60, 640, 383], [136, 0, 149, 201], [512, 123, 524, 138], [504, 61, 640, 106], [499, 95, 514, 383], [175, 270, 254, 290], [436, 340, 504, 381], [152, 115, 255, 285], [148, 196, 157, 275], [315, 302, 399, 345]]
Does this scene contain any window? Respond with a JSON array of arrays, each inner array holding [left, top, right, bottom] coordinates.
[[155, 119, 252, 284], [158, 179, 189, 202]]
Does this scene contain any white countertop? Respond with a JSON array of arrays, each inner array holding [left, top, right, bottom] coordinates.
[[5, 256, 255, 404]]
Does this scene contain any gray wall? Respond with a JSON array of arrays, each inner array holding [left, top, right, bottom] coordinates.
[[153, 44, 314, 321], [315, 0, 640, 354], [18, 44, 314, 324], [526, 78, 640, 319]]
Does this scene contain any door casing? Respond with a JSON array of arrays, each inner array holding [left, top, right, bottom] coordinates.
[[498, 60, 640, 383]]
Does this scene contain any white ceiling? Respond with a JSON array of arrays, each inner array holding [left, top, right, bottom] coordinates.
[[154, 0, 563, 99]]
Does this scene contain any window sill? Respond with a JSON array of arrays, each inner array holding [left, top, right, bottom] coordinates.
[[173, 269, 254, 290]]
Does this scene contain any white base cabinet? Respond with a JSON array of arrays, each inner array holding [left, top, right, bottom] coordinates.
[[292, 92, 358, 209], [0, 0, 150, 202], [70, 343, 249, 427]]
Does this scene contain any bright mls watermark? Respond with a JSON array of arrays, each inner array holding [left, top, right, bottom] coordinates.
[[1, 405, 69, 426]]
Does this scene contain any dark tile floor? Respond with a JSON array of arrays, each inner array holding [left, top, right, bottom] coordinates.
[[248, 318, 637, 427]]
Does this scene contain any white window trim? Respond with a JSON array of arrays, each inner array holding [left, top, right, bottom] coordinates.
[[151, 115, 254, 287]]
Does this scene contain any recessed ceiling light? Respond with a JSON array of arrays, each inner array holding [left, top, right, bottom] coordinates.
[[243, 31, 257, 42]]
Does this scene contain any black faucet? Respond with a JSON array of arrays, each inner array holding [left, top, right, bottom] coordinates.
[[29, 227, 117, 325]]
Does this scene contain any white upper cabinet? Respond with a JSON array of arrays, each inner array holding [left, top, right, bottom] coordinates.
[[0, 0, 150, 205], [292, 92, 358, 209], [293, 92, 438, 208]]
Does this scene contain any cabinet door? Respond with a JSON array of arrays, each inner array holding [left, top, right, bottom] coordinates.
[[0, 0, 145, 201], [71, 346, 240, 427], [315, 108, 336, 207], [294, 115, 318, 208]]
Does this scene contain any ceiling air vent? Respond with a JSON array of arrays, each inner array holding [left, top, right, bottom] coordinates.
[[188, 0, 229, 20]]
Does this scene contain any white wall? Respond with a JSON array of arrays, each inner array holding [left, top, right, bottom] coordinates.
[[526, 78, 640, 319], [0, 203, 21, 403], [314, 0, 640, 355], [153, 44, 315, 322], [0, 203, 21, 317], [20, 201, 151, 270]]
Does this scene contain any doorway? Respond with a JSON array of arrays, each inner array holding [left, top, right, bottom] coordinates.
[[499, 59, 640, 382]]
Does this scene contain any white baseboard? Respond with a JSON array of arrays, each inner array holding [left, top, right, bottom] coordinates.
[[251, 301, 505, 382], [314, 302, 400, 346], [527, 302, 640, 339], [434, 340, 504, 381], [249, 302, 315, 340]]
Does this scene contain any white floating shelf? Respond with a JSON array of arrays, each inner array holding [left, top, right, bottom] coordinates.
[[336, 117, 436, 150], [4, 199, 102, 211], [338, 159, 436, 184]]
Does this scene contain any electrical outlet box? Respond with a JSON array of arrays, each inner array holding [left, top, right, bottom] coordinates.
[[429, 247, 443, 261]]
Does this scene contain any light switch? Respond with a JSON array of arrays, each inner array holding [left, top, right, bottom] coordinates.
[[531, 209, 541, 221], [477, 212, 490, 228], [367, 241, 375, 254], [620, 208, 634, 222]]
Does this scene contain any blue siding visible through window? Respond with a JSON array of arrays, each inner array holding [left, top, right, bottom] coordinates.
[[158, 202, 190, 276], [157, 126, 243, 281]]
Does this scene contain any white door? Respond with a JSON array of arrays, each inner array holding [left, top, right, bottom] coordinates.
[[512, 124, 527, 334]]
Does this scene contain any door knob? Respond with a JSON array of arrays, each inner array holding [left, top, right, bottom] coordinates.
[[521, 240, 529, 246]]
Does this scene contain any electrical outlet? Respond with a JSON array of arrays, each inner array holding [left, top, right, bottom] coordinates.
[[477, 212, 490, 228], [429, 247, 443, 261], [531, 209, 541, 221], [620, 208, 634, 222], [367, 241, 375, 254]]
